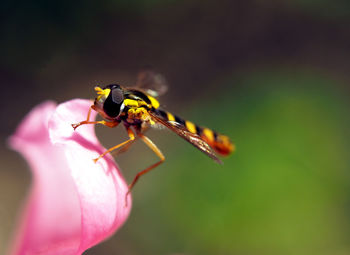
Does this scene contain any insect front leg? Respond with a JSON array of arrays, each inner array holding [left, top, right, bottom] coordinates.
[[72, 105, 119, 130]]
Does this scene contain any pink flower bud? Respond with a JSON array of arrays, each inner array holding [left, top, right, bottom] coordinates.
[[8, 99, 131, 255]]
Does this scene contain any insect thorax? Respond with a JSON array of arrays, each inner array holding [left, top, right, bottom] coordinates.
[[120, 97, 154, 125]]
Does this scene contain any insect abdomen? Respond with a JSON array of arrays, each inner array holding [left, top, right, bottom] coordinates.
[[198, 127, 234, 156], [156, 109, 235, 156]]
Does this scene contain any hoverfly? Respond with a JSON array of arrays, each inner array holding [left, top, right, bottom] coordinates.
[[72, 71, 234, 198]]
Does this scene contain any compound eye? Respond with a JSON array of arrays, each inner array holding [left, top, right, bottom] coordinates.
[[103, 87, 124, 118], [111, 87, 124, 104]]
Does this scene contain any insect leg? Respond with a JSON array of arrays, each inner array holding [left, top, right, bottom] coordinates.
[[72, 120, 119, 130], [86, 104, 93, 121], [93, 127, 136, 163], [112, 125, 150, 157], [127, 133, 165, 195], [72, 106, 119, 130], [111, 139, 136, 157]]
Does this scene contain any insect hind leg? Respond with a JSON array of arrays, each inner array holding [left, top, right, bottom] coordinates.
[[125, 133, 165, 204]]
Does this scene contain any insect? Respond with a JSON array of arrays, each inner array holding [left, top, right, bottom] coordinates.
[[72, 71, 234, 198]]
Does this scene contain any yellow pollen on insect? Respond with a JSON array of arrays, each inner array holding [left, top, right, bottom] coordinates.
[[167, 112, 175, 122], [203, 128, 214, 142], [128, 107, 153, 123], [135, 108, 147, 117], [185, 121, 196, 134]]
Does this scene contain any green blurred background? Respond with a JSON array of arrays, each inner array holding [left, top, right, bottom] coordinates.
[[1, 0, 350, 254]]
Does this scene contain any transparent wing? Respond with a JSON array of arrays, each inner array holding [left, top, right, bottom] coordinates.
[[149, 111, 222, 164], [135, 70, 168, 97]]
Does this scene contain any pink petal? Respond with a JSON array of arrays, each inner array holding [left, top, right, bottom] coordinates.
[[9, 99, 131, 255]]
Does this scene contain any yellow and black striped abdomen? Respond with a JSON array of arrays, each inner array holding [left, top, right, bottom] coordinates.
[[155, 109, 235, 156]]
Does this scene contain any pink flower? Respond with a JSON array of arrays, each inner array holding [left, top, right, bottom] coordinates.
[[8, 99, 131, 255]]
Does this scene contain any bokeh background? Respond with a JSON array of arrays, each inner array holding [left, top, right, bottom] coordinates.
[[1, 0, 350, 254]]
